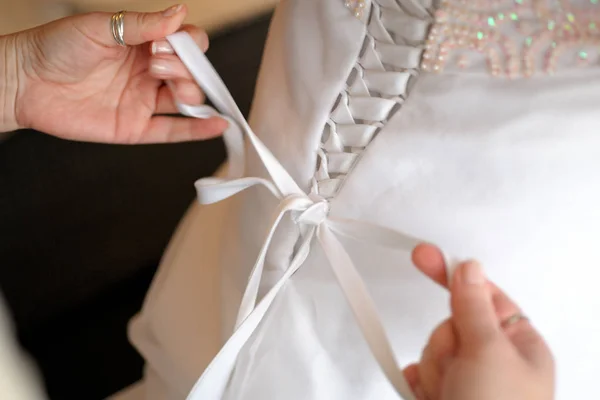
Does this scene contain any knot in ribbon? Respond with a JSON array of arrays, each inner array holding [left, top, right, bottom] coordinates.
[[295, 193, 330, 226]]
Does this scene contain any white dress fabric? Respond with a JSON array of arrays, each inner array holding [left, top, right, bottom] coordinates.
[[129, 1, 600, 399]]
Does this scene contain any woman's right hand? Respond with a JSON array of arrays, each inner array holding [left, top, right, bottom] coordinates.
[[405, 244, 555, 400], [3, 5, 227, 142]]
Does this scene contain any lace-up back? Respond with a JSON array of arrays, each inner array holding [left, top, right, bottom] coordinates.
[[316, 0, 433, 198]]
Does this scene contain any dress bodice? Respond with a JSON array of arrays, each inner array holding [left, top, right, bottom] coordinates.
[[129, 1, 600, 399]]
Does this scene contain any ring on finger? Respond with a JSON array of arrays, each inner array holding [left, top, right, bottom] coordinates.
[[501, 312, 528, 329], [111, 10, 127, 47]]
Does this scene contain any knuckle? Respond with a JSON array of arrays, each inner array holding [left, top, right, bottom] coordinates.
[[135, 14, 154, 41]]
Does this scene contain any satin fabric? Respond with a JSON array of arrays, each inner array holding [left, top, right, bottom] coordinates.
[[129, 1, 600, 399]]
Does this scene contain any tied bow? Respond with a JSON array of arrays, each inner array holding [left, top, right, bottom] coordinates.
[[167, 32, 423, 400]]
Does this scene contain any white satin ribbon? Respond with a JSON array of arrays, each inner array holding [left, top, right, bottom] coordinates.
[[167, 31, 424, 400]]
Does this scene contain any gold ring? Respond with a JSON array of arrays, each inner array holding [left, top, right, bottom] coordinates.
[[111, 10, 126, 47], [501, 312, 528, 329]]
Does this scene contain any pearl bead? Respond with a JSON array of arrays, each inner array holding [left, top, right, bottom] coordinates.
[[344, 0, 366, 20], [435, 10, 448, 22]]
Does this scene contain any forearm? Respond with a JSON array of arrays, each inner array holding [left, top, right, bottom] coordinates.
[[0, 33, 21, 133]]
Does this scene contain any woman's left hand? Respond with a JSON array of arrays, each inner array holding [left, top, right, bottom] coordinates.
[[405, 244, 555, 400], [8, 4, 227, 143]]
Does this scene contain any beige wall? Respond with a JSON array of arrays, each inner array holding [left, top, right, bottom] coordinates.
[[0, 1, 70, 35], [0, 0, 278, 36]]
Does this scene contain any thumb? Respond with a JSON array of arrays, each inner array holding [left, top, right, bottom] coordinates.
[[75, 4, 187, 47], [450, 261, 501, 349]]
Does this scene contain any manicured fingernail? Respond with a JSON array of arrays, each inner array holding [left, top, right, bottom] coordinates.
[[462, 260, 485, 285], [150, 60, 172, 75], [199, 33, 209, 52], [163, 4, 182, 17], [151, 40, 174, 55]]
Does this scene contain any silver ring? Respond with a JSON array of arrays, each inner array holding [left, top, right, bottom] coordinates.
[[111, 10, 126, 47], [501, 313, 528, 329]]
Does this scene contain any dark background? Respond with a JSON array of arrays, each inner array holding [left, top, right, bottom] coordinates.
[[0, 13, 271, 399]]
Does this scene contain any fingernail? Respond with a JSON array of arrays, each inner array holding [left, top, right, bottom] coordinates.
[[150, 60, 172, 75], [151, 40, 174, 55], [461, 260, 485, 285], [163, 4, 182, 17], [199, 33, 210, 52]]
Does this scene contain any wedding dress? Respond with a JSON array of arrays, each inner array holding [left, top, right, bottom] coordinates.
[[128, 0, 600, 398]]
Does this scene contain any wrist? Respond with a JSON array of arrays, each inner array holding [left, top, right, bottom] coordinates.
[[0, 33, 24, 133]]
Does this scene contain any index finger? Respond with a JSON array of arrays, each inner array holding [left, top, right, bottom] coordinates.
[[411, 244, 520, 320], [412, 243, 448, 287], [412, 244, 552, 369]]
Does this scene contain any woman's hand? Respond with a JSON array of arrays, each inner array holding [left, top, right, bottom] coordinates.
[[406, 244, 555, 400], [4, 4, 227, 142]]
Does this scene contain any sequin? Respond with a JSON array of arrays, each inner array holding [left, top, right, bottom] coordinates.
[[421, 0, 600, 78]]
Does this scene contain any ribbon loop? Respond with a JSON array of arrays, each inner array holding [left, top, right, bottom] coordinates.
[[168, 32, 305, 198], [195, 176, 281, 205]]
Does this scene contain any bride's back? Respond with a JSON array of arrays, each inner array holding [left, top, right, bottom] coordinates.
[[130, 1, 600, 398]]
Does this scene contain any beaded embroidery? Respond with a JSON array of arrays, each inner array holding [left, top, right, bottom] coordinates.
[[421, 0, 600, 77], [345, 0, 368, 18]]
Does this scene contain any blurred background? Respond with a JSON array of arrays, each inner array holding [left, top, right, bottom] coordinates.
[[0, 0, 277, 35], [0, 1, 277, 399]]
